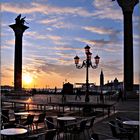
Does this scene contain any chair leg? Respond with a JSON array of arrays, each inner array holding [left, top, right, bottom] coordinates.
[[86, 129, 90, 139], [36, 123, 38, 130], [83, 131, 86, 140]]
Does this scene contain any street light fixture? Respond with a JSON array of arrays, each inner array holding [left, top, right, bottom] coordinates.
[[74, 45, 100, 102]]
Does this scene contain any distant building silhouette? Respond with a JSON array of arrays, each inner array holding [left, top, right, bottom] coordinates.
[[62, 82, 73, 94], [100, 69, 104, 87], [114, 77, 119, 89], [104, 78, 121, 90]]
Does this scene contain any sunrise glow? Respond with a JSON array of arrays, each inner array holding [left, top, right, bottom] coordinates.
[[23, 74, 33, 85]]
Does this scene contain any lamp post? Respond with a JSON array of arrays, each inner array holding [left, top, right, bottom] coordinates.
[[74, 45, 100, 102]]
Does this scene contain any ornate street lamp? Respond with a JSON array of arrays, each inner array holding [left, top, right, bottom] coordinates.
[[74, 45, 100, 102]]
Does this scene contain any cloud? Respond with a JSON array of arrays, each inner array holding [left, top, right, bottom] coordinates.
[[1, 39, 15, 49], [25, 31, 46, 40], [92, 0, 123, 21], [37, 63, 82, 78], [82, 26, 120, 41], [31, 2, 94, 17], [25, 31, 66, 45], [76, 38, 122, 53], [39, 18, 59, 25], [82, 26, 120, 35], [53, 45, 82, 51], [1, 2, 94, 17], [47, 35, 62, 41], [101, 59, 123, 77], [1, 3, 42, 14], [1, 65, 13, 79]]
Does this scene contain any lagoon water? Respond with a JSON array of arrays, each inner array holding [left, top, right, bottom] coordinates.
[[3, 93, 113, 104]]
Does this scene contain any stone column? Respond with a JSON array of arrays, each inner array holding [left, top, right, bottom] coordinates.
[[116, 0, 139, 92], [9, 15, 29, 91]]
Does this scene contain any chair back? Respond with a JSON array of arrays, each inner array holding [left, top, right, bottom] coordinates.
[[89, 117, 95, 127], [45, 117, 55, 129], [108, 121, 117, 137], [4, 123, 17, 129], [45, 129, 56, 140], [26, 114, 34, 125], [116, 117, 124, 130], [37, 113, 46, 123], [2, 110, 9, 123], [57, 114, 64, 131], [79, 119, 87, 131]]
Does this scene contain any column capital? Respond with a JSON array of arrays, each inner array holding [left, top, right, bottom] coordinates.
[[117, 0, 139, 12], [9, 24, 29, 35], [9, 14, 29, 35]]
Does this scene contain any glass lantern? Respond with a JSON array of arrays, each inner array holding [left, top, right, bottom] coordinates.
[[94, 55, 100, 65], [74, 56, 80, 65], [84, 45, 90, 53]]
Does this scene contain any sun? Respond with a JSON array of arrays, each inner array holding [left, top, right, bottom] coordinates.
[[23, 74, 32, 84]]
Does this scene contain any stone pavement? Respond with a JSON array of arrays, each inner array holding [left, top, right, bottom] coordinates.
[[1, 97, 139, 140], [35, 98, 139, 140], [93, 99, 139, 140]]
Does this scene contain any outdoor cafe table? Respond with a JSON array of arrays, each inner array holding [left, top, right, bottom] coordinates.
[[1, 128, 28, 139], [14, 112, 31, 123], [57, 117, 76, 129], [14, 112, 30, 116], [57, 117, 76, 139], [123, 121, 139, 126], [57, 117, 76, 121]]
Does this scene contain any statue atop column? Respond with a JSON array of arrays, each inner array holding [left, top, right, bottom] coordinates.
[[15, 14, 27, 25]]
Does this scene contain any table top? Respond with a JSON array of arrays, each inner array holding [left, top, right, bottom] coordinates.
[[14, 112, 30, 116], [57, 116, 76, 121], [1, 128, 28, 136], [123, 121, 139, 126]]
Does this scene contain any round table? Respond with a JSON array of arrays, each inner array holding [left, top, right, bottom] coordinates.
[[14, 112, 30, 116], [123, 121, 139, 126], [1, 128, 28, 136], [57, 117, 76, 121], [14, 112, 30, 123]]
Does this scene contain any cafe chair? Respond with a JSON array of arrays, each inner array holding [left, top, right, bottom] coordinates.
[[116, 116, 137, 133], [20, 129, 57, 140], [2, 123, 17, 129], [1, 110, 9, 123], [85, 116, 96, 137], [45, 117, 60, 139], [1, 111, 17, 129], [22, 114, 35, 131], [70, 119, 87, 140], [34, 113, 46, 130], [45, 117, 55, 129], [44, 129, 57, 140], [108, 121, 134, 140], [57, 114, 65, 130]]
